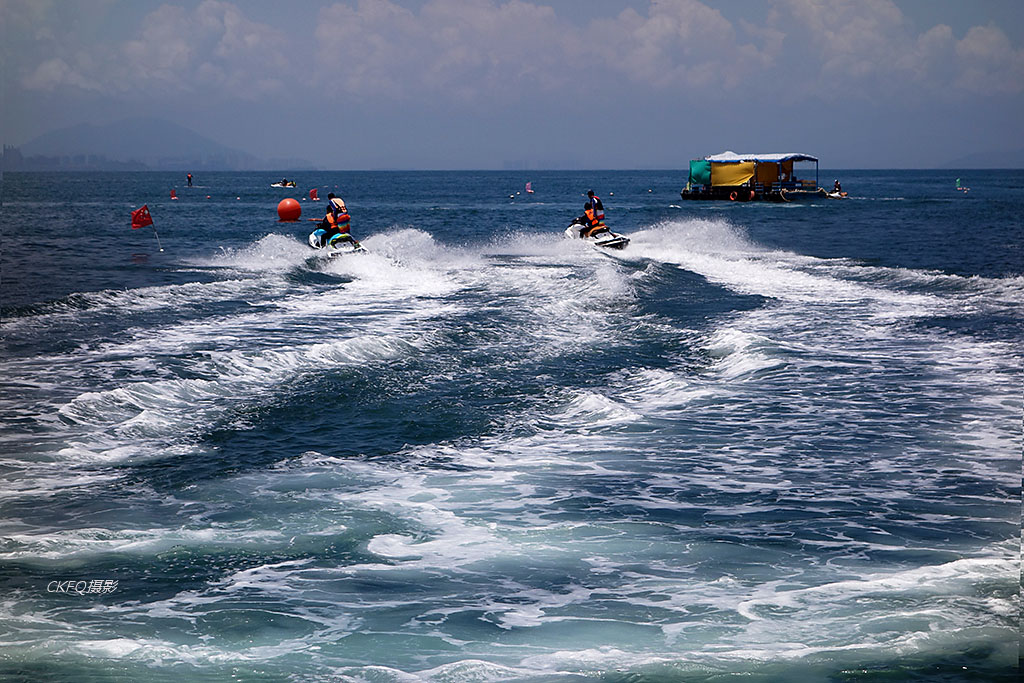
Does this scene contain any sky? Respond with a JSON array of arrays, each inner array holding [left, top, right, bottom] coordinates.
[[2, 0, 1023, 169]]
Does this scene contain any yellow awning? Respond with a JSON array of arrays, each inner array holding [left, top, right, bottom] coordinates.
[[756, 162, 779, 185], [711, 161, 755, 187]]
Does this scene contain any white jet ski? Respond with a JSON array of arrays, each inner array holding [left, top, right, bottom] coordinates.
[[564, 216, 630, 250], [308, 229, 366, 256]]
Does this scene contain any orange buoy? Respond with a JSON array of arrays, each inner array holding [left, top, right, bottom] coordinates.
[[277, 198, 301, 222]]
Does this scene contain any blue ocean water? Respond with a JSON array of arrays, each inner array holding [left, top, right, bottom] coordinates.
[[0, 170, 1020, 682]]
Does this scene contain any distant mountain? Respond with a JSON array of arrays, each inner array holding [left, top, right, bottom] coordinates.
[[941, 147, 1024, 169], [5, 118, 315, 171]]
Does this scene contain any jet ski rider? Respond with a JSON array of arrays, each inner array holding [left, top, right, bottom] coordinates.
[[586, 190, 605, 221], [577, 190, 608, 237], [317, 192, 360, 248]]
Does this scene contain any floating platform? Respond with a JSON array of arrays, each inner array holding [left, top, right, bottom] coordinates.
[[680, 151, 827, 202]]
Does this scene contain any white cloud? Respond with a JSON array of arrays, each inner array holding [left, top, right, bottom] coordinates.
[[314, 0, 569, 101], [954, 24, 1024, 95], [313, 0, 788, 101], [585, 0, 773, 90], [17, 0, 290, 98], [771, 0, 1024, 99], [8, 0, 1024, 107], [119, 4, 195, 89], [21, 57, 102, 92], [314, 1, 430, 97], [894, 23, 955, 82]]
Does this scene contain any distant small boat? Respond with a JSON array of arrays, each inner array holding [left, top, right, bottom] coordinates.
[[271, 180, 296, 188], [526, 182, 534, 194]]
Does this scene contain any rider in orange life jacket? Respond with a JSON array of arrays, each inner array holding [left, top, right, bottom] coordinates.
[[575, 203, 609, 238], [577, 190, 608, 237], [318, 192, 360, 248]]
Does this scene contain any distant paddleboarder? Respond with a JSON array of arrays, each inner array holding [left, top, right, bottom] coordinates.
[[187, 173, 193, 187]]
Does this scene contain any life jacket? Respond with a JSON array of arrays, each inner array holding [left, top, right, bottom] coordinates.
[[326, 211, 351, 233], [326, 197, 350, 233], [583, 208, 606, 236], [588, 195, 605, 221], [328, 196, 347, 217]]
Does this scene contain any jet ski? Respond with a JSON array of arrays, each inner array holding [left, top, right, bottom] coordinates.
[[271, 181, 297, 188], [564, 216, 630, 249], [308, 229, 366, 256]]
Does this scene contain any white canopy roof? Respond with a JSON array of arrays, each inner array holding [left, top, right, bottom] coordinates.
[[705, 151, 818, 163]]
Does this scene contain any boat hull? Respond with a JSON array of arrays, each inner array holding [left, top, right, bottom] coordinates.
[[680, 186, 828, 202], [564, 221, 630, 249], [308, 230, 365, 256]]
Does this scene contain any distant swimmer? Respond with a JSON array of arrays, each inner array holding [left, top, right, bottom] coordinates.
[[187, 173, 193, 187]]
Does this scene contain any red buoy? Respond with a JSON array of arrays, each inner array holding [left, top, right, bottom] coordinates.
[[277, 197, 301, 222]]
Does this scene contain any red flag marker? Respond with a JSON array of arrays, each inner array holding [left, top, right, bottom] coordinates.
[[131, 204, 163, 251], [131, 205, 153, 229]]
